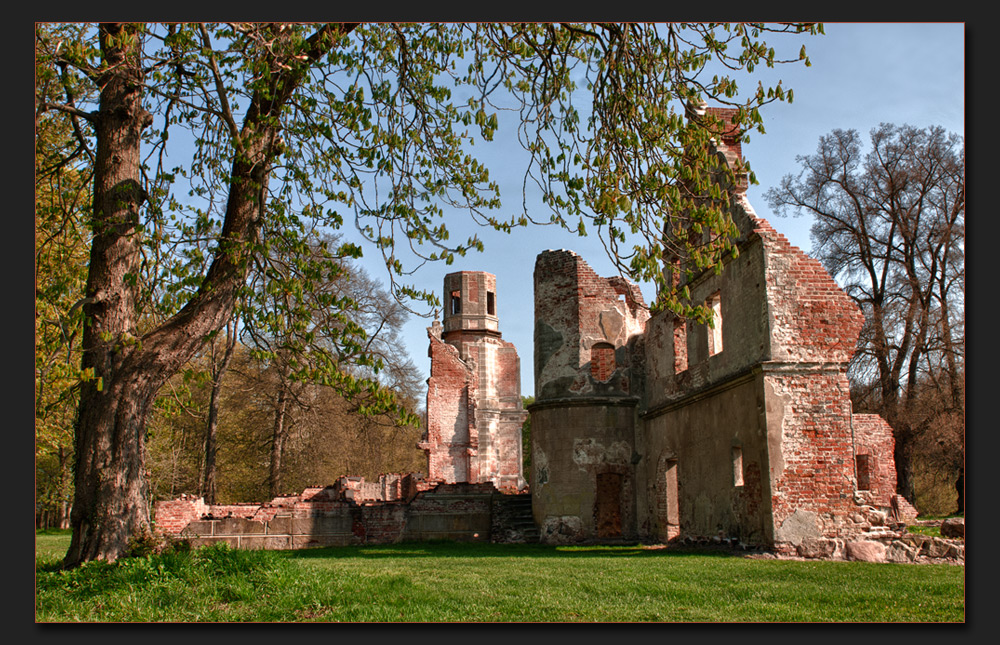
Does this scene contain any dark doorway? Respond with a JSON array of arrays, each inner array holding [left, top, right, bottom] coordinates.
[[595, 472, 623, 538]]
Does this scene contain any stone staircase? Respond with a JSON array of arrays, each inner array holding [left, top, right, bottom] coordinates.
[[491, 493, 540, 543]]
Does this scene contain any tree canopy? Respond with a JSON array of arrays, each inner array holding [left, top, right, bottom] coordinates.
[[34, 22, 820, 565]]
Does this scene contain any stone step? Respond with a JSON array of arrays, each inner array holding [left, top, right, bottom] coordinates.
[[492, 494, 538, 543]]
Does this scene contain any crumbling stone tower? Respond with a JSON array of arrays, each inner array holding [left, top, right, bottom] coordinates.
[[420, 271, 528, 491], [530, 250, 651, 542]]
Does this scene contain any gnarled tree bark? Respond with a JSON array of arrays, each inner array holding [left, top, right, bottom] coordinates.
[[65, 22, 353, 567]]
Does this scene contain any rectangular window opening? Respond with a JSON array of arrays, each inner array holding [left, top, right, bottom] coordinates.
[[707, 291, 723, 356], [732, 447, 744, 487], [487, 291, 496, 316], [732, 446, 744, 487], [673, 319, 688, 373], [664, 459, 679, 529], [856, 454, 873, 491], [450, 290, 462, 315]]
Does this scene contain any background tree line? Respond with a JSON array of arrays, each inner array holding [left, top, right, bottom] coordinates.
[[37, 226, 429, 526], [145, 338, 426, 507]]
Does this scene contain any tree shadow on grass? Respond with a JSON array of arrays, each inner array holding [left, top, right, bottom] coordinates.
[[286, 540, 747, 560]]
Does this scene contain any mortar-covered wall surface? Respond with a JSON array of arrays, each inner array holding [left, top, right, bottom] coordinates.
[[529, 107, 899, 548], [640, 374, 771, 545], [530, 400, 638, 543], [643, 234, 771, 410]]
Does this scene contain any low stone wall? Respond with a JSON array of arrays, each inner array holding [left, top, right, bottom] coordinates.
[[155, 482, 505, 549]]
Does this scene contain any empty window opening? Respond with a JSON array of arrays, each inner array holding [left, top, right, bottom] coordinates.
[[450, 290, 462, 315], [663, 254, 681, 291], [856, 454, 873, 491], [672, 319, 688, 373], [487, 291, 496, 316], [590, 343, 616, 381], [732, 446, 744, 487], [666, 256, 681, 289], [663, 459, 679, 540], [707, 291, 723, 356]]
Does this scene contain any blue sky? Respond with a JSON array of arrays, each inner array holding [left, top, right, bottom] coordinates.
[[354, 22, 966, 402]]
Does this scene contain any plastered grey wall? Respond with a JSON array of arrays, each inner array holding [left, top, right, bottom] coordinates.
[[644, 229, 772, 412], [639, 374, 773, 544], [530, 400, 638, 543]]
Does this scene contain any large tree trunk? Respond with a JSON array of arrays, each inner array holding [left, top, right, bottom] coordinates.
[[64, 22, 350, 568], [66, 366, 162, 564], [63, 23, 262, 567], [65, 24, 155, 566]]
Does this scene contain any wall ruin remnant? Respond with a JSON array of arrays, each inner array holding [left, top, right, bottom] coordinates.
[[420, 271, 528, 491], [155, 476, 501, 548], [529, 107, 905, 554]]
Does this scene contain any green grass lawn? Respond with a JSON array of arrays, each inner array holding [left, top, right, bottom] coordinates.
[[35, 530, 965, 622]]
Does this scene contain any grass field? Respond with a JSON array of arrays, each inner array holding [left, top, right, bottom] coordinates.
[[35, 530, 965, 623]]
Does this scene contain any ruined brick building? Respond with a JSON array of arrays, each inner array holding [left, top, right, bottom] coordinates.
[[528, 107, 905, 554], [156, 107, 908, 557]]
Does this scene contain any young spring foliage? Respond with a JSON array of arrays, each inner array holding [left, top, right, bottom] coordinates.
[[35, 22, 819, 565]]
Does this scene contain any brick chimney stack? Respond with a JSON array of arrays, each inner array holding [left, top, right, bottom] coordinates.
[[702, 106, 747, 193]]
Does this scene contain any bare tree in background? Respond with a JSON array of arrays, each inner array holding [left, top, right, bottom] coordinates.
[[767, 123, 965, 506]]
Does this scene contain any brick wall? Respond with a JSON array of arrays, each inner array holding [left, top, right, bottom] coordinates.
[[533, 249, 649, 402], [753, 215, 865, 364], [766, 369, 859, 541], [154, 496, 209, 535], [851, 413, 898, 508], [702, 107, 746, 192], [424, 270, 528, 491], [155, 482, 509, 549], [423, 323, 476, 483], [590, 343, 616, 381]]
